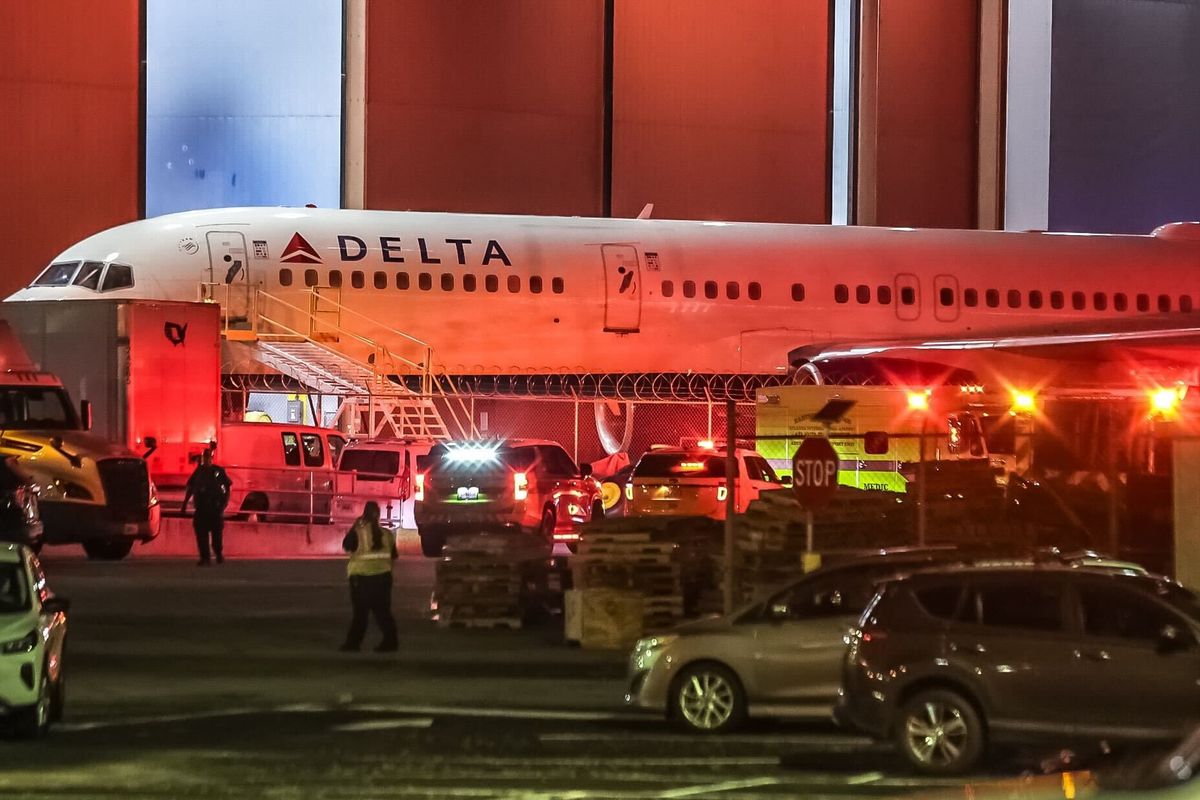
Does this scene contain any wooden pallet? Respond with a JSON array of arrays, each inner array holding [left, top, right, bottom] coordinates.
[[435, 616, 522, 630]]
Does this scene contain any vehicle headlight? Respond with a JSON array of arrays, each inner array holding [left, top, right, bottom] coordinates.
[[631, 634, 678, 671], [149, 481, 159, 506], [1, 630, 37, 655]]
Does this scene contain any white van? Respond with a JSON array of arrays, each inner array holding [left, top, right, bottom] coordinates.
[[333, 439, 435, 530], [191, 423, 348, 521]]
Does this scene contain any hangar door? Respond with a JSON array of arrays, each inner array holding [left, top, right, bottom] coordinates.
[[602, 245, 641, 333]]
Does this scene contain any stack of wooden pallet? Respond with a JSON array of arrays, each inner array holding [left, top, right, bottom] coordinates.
[[431, 532, 548, 629], [572, 530, 683, 633]]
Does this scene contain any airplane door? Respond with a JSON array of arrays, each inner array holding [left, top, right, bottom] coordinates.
[[894, 273, 920, 322], [602, 245, 641, 333], [206, 231, 251, 325], [933, 274, 960, 322]]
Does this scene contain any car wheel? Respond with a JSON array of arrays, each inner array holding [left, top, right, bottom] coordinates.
[[591, 500, 605, 521], [82, 539, 134, 560], [539, 507, 557, 543], [419, 529, 445, 558], [14, 668, 51, 738], [239, 492, 269, 522], [895, 688, 985, 775], [671, 663, 746, 734], [50, 663, 65, 723]]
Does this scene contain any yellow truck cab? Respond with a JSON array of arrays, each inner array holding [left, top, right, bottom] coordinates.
[[0, 327, 159, 559]]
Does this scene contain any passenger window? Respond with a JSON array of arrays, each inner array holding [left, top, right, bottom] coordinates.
[[1050, 291, 1064, 309], [441, 273, 454, 291], [350, 271, 364, 289], [662, 280, 674, 298], [300, 433, 324, 467], [1029, 290, 1043, 309], [1137, 293, 1150, 312], [683, 280, 696, 298], [1114, 293, 1128, 312], [485, 275, 499, 293], [463, 274, 477, 292], [281, 433, 301, 467], [856, 285, 870, 304], [1182, 295, 1194, 313], [940, 287, 955, 307], [1072, 291, 1086, 310], [306, 269, 319, 288], [985, 289, 1000, 308], [419, 273, 432, 291], [535, 445, 579, 477], [73, 261, 105, 290], [329, 270, 343, 288], [280, 269, 293, 287], [1159, 294, 1172, 312], [397, 272, 410, 290], [914, 584, 965, 620], [749, 456, 778, 483], [101, 263, 133, 291], [900, 286, 916, 305], [530, 276, 543, 294], [552, 277, 564, 294], [748, 282, 761, 301], [374, 271, 387, 289], [1079, 585, 1195, 646], [963, 288, 978, 307], [1094, 292, 1108, 311], [727, 282, 740, 300], [1006, 289, 1021, 309], [791, 283, 805, 302], [508, 275, 521, 293], [835, 284, 850, 304], [704, 281, 718, 299], [975, 582, 1063, 631], [771, 574, 870, 620], [327, 435, 347, 466], [877, 285, 892, 305]]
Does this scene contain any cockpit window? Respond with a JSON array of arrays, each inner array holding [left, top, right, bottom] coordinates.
[[101, 264, 134, 292], [73, 261, 105, 291], [33, 262, 80, 287]]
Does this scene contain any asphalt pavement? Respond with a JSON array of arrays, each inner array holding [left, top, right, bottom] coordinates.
[[0, 552, 1092, 799]]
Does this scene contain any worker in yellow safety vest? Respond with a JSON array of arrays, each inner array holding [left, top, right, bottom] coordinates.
[[339, 501, 399, 653]]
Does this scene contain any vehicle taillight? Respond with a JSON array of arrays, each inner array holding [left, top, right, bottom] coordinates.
[[716, 484, 728, 502], [414, 473, 425, 502], [514, 472, 529, 501], [861, 627, 888, 643]]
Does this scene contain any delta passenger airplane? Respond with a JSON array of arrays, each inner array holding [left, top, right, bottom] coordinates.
[[8, 207, 1200, 387]]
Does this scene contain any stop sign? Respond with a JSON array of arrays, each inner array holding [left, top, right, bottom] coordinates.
[[791, 437, 839, 509]]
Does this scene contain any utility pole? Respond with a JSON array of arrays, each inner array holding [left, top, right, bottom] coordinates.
[[723, 398, 737, 614]]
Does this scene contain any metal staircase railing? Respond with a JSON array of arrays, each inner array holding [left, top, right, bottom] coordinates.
[[202, 283, 476, 440]]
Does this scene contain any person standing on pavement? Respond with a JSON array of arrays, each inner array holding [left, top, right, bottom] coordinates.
[[181, 449, 232, 566], [340, 501, 399, 653]]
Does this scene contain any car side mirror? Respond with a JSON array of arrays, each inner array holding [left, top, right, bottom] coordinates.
[[79, 399, 93, 431], [780, 475, 793, 487], [42, 596, 70, 615], [580, 463, 593, 478], [768, 602, 790, 622]]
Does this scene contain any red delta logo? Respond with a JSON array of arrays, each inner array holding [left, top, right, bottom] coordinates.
[[280, 232, 321, 264]]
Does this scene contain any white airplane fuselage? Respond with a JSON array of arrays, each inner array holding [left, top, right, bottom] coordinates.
[[8, 207, 1200, 376]]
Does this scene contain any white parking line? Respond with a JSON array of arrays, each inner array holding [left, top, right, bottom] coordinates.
[[346, 702, 649, 722], [538, 731, 871, 746], [656, 777, 782, 798], [331, 718, 434, 732]]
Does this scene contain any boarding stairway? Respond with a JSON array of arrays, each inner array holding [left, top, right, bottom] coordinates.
[[204, 284, 473, 441]]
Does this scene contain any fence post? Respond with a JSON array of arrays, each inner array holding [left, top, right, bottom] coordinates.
[[723, 398, 737, 614]]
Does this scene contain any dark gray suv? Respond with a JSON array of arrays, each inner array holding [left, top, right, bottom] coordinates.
[[838, 566, 1200, 774]]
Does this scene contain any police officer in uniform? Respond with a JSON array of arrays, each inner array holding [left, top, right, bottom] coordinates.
[[181, 449, 232, 566], [340, 501, 399, 652]]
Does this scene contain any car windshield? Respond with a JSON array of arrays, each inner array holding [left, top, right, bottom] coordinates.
[[634, 453, 734, 478], [0, 387, 77, 430], [339, 449, 401, 480], [0, 563, 30, 613]]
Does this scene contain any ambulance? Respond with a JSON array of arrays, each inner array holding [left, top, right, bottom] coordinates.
[[755, 385, 992, 493]]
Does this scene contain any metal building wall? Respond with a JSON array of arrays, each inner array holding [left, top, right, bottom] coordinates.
[[0, 0, 140, 297], [1048, 0, 1200, 234], [611, 0, 832, 223], [363, 0, 606, 216], [860, 0, 981, 229]]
